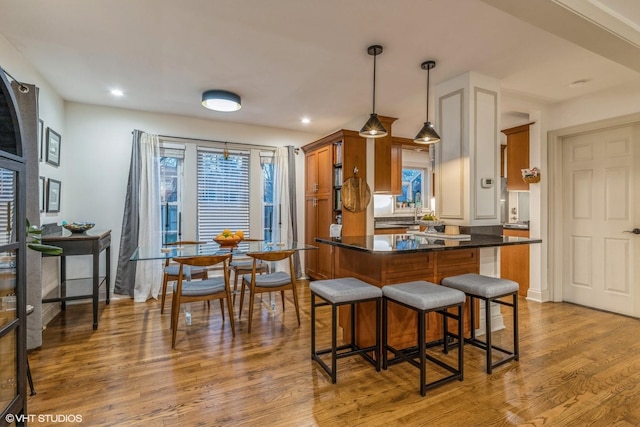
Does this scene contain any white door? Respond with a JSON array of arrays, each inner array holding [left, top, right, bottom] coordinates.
[[562, 124, 640, 316]]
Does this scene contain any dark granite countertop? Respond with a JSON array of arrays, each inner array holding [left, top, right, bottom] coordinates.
[[315, 233, 541, 254]]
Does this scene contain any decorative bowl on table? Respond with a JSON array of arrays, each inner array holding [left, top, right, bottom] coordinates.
[[63, 222, 95, 233], [213, 229, 245, 247], [213, 236, 242, 247]]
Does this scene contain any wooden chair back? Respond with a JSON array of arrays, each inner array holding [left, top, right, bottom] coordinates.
[[247, 250, 295, 280], [163, 241, 205, 266], [246, 250, 295, 263], [173, 254, 231, 295]]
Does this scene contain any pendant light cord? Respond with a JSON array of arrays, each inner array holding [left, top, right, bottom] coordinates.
[[372, 52, 377, 114], [425, 65, 430, 122]]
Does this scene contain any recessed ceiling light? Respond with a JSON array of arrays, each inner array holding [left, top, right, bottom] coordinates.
[[301, 117, 310, 124], [110, 89, 124, 97], [569, 79, 589, 88]]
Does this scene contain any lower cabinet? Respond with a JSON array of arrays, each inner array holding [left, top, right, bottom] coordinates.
[[335, 247, 480, 348], [501, 228, 530, 296]]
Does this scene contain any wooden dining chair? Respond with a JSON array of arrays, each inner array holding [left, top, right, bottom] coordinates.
[[170, 254, 235, 348], [238, 250, 300, 333], [160, 241, 208, 314], [230, 256, 270, 304]]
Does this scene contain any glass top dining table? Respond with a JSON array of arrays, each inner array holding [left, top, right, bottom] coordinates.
[[130, 240, 316, 262]]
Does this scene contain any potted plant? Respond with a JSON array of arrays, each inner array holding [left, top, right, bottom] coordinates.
[[26, 219, 62, 255]]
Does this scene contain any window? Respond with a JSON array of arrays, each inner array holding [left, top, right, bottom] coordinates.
[[395, 168, 427, 210], [260, 153, 274, 242], [159, 147, 184, 244], [0, 168, 16, 245], [197, 148, 250, 241]]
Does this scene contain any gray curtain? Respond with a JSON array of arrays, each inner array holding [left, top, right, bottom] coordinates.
[[114, 129, 142, 296], [12, 81, 42, 349], [287, 146, 302, 278]]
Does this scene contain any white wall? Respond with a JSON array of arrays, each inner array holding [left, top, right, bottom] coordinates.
[[62, 103, 321, 287], [2, 31, 321, 319], [547, 83, 640, 131], [0, 34, 67, 335]]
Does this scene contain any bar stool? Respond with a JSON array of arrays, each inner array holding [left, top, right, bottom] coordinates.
[[441, 273, 519, 374], [310, 277, 382, 383], [382, 281, 465, 396]]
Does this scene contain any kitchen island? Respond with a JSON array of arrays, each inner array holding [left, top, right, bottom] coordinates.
[[315, 233, 541, 348]]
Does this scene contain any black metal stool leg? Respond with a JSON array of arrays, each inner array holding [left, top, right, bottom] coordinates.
[[485, 298, 492, 374], [310, 293, 316, 360], [513, 293, 519, 361]]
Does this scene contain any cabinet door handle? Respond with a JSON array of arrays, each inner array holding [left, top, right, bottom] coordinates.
[[313, 197, 317, 207], [313, 183, 318, 192]]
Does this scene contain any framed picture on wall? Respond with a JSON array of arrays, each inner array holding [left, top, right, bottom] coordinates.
[[47, 178, 61, 213], [46, 127, 61, 166], [38, 119, 44, 161], [39, 176, 45, 212]]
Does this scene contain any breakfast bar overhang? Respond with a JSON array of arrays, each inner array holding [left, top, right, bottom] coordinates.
[[315, 233, 542, 348]]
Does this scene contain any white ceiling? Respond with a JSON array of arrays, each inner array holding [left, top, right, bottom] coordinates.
[[1, 0, 639, 138]]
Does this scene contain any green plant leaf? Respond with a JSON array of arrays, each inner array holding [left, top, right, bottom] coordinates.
[[27, 243, 63, 256]]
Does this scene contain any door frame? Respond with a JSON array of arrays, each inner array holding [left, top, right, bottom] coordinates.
[[548, 112, 640, 304]]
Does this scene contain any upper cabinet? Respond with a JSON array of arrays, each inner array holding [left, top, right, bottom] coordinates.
[[502, 123, 533, 191], [302, 130, 367, 280], [373, 116, 401, 195]]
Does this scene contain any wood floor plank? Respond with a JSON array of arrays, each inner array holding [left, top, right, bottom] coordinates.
[[26, 280, 640, 426]]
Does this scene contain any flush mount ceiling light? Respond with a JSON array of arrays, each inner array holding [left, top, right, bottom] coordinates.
[[414, 60, 441, 144], [201, 89, 242, 112], [359, 45, 387, 139]]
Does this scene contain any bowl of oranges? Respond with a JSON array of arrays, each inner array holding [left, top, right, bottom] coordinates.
[[214, 229, 244, 247]]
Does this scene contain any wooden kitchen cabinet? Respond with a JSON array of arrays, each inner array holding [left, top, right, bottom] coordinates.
[[373, 116, 401, 195], [303, 130, 367, 279], [335, 246, 479, 346], [502, 123, 533, 191], [501, 228, 530, 296]]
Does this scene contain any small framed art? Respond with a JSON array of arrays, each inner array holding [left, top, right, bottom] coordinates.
[[47, 178, 61, 213], [46, 127, 61, 166]]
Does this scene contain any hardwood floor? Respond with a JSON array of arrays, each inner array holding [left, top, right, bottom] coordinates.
[[27, 280, 640, 426]]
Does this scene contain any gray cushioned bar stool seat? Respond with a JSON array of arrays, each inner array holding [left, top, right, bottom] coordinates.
[[310, 277, 382, 383], [382, 281, 466, 396], [441, 273, 519, 374]]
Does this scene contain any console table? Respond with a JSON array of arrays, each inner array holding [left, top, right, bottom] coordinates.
[[42, 229, 111, 329]]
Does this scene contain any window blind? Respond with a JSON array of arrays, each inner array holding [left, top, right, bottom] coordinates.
[[197, 148, 250, 241], [0, 168, 15, 245]]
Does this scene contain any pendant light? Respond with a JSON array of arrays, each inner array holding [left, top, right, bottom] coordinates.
[[414, 60, 441, 144], [359, 45, 387, 138]]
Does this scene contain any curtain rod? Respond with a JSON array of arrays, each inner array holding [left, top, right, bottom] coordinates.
[[157, 133, 279, 151], [2, 68, 29, 93], [132, 131, 299, 154]]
